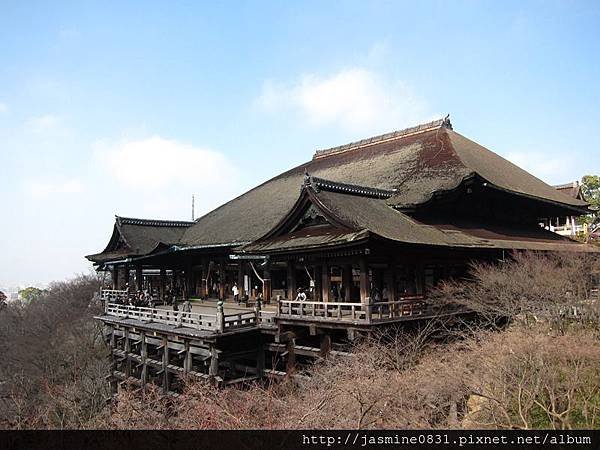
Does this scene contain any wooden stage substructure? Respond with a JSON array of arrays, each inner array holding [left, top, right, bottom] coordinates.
[[96, 291, 456, 396]]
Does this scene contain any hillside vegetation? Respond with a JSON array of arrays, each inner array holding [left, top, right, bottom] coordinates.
[[1, 253, 599, 429]]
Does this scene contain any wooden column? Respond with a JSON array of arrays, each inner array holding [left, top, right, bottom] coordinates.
[[183, 341, 191, 373], [123, 263, 130, 289], [201, 258, 209, 298], [162, 337, 169, 393], [237, 262, 245, 298], [218, 263, 225, 300], [209, 346, 219, 377], [159, 268, 166, 303], [124, 329, 131, 377], [185, 263, 193, 300], [342, 264, 352, 302], [321, 263, 330, 303], [140, 331, 148, 387], [263, 263, 271, 303], [314, 264, 322, 302], [359, 257, 369, 304], [112, 266, 119, 290], [135, 265, 143, 292], [385, 266, 396, 301], [286, 261, 296, 300]]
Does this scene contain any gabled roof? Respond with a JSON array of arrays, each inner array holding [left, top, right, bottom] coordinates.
[[241, 176, 596, 254], [86, 216, 194, 263], [181, 118, 588, 249], [554, 181, 583, 201]]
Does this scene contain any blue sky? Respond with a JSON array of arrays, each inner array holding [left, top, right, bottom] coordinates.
[[1, 1, 599, 287]]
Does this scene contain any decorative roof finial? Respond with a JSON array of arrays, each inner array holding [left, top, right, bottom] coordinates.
[[442, 114, 453, 130], [303, 168, 311, 185]]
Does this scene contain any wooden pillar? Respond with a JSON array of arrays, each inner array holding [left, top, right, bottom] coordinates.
[[122, 263, 130, 289], [256, 342, 265, 377], [135, 265, 143, 292], [140, 331, 148, 387], [342, 264, 352, 302], [218, 263, 225, 300], [237, 262, 245, 298], [209, 346, 219, 377], [320, 334, 332, 358], [286, 261, 296, 300], [159, 268, 166, 303], [263, 263, 271, 303], [385, 266, 396, 301], [201, 259, 208, 298], [162, 337, 169, 393], [112, 266, 119, 290], [124, 328, 131, 378], [185, 263, 193, 300], [314, 264, 322, 302], [321, 263, 330, 303], [286, 339, 296, 374], [359, 257, 369, 303], [183, 341, 191, 373]]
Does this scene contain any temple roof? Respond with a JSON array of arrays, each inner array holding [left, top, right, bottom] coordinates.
[[181, 118, 588, 248], [241, 179, 594, 254], [89, 118, 594, 261], [86, 216, 194, 263]]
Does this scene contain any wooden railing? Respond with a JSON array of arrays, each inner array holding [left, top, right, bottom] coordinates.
[[104, 302, 261, 332], [257, 310, 277, 327], [100, 289, 129, 302], [105, 303, 217, 330], [277, 297, 431, 324]]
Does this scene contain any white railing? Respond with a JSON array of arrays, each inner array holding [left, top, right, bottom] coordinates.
[[277, 297, 430, 324]]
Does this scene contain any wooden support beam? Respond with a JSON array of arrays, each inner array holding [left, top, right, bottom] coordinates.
[[140, 331, 148, 387], [112, 266, 119, 290], [321, 263, 330, 303], [218, 263, 225, 300], [135, 265, 143, 292], [286, 339, 296, 374], [263, 263, 271, 303], [209, 346, 219, 377], [320, 334, 332, 358], [342, 264, 352, 302], [162, 337, 169, 393], [159, 268, 166, 303], [124, 329, 131, 377], [286, 261, 296, 300]]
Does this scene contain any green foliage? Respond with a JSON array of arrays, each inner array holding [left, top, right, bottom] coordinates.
[[18, 286, 44, 303], [580, 175, 600, 226]]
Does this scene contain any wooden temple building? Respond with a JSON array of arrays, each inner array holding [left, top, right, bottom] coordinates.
[[87, 117, 595, 393]]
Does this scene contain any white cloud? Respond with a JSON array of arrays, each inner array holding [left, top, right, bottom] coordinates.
[[24, 114, 68, 135], [0, 102, 8, 114], [96, 135, 239, 191], [506, 151, 573, 183], [26, 178, 84, 198], [256, 68, 433, 134]]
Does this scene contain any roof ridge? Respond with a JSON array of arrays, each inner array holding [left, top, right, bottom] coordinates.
[[312, 115, 452, 160], [306, 174, 397, 199], [116, 216, 195, 228]]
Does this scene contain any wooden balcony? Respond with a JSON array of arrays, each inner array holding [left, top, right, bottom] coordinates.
[[277, 297, 433, 325]]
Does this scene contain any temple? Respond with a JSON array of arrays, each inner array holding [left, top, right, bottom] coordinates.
[[88, 117, 595, 393]]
